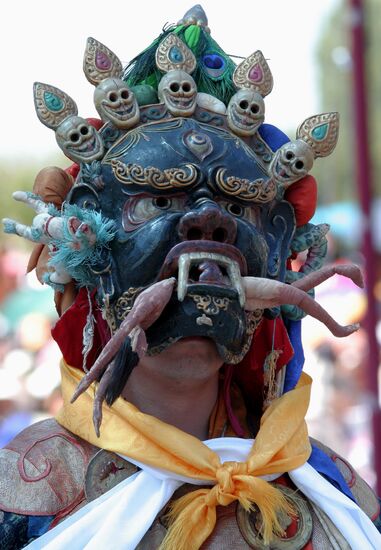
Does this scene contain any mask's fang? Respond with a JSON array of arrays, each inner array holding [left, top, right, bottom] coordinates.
[[227, 262, 245, 307], [177, 251, 245, 306], [177, 254, 191, 301]]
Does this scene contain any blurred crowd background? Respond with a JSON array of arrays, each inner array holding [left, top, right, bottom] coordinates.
[[1, 0, 381, 491]]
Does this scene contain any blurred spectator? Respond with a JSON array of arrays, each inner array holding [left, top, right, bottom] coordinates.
[[0, 244, 61, 446]]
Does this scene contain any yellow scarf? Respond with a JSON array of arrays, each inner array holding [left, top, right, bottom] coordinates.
[[56, 361, 312, 549]]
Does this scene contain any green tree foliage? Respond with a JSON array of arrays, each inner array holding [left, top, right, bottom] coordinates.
[[313, 0, 381, 203]]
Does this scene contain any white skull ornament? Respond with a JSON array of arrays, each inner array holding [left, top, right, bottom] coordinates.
[[55, 116, 104, 163], [158, 70, 197, 117], [227, 89, 265, 136], [269, 139, 314, 188], [94, 78, 139, 129]]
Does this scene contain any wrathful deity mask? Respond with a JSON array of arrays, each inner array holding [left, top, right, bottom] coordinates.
[[65, 118, 295, 364], [4, 25, 342, 385]]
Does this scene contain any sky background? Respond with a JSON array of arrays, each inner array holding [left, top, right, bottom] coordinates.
[[1, 0, 340, 162]]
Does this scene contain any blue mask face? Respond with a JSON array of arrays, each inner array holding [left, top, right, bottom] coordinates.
[[68, 118, 296, 364]]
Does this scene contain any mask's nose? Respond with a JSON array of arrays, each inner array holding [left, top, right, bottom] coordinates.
[[178, 199, 237, 243]]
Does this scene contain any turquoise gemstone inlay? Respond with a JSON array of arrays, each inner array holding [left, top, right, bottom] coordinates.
[[169, 46, 184, 63], [312, 123, 328, 141], [44, 91, 64, 112]]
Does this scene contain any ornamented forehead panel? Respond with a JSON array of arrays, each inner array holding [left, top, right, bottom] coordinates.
[[101, 118, 275, 205]]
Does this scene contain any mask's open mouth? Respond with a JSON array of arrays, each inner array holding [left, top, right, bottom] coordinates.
[[158, 241, 248, 306]]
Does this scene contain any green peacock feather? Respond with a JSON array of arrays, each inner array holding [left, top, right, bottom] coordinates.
[[123, 24, 237, 106]]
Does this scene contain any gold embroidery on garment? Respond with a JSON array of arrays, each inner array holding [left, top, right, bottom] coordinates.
[[263, 349, 283, 410]]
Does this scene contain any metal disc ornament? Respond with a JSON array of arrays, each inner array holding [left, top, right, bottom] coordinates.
[[236, 483, 313, 549], [85, 449, 138, 502]]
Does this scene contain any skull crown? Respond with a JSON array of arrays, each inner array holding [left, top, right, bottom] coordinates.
[[157, 70, 198, 117], [31, 31, 339, 192], [269, 140, 314, 189], [227, 89, 265, 136], [94, 78, 139, 129], [55, 116, 104, 163]]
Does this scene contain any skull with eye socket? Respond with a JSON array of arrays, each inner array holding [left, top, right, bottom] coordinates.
[[227, 89, 265, 137], [55, 115, 104, 163], [269, 139, 315, 188], [158, 70, 198, 117], [94, 78, 139, 129]]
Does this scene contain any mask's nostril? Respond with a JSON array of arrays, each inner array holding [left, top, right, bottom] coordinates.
[[187, 227, 203, 240], [212, 228, 227, 242]]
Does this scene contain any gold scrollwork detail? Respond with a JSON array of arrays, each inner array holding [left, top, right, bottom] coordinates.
[[102, 303, 117, 333], [114, 287, 145, 321], [189, 294, 230, 315], [215, 168, 276, 203], [222, 309, 263, 365], [246, 309, 263, 335], [111, 160, 198, 190]]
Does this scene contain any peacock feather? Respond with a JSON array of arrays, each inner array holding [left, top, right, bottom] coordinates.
[[123, 22, 237, 106]]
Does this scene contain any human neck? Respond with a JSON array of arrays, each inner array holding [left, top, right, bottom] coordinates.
[[121, 338, 223, 439]]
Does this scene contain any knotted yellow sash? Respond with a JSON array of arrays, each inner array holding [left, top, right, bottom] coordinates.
[[56, 361, 312, 549]]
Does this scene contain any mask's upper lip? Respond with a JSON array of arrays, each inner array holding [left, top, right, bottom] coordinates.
[[157, 240, 248, 280]]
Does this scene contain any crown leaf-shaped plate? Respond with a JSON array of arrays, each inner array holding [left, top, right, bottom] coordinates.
[[155, 33, 196, 74], [233, 50, 273, 97], [33, 82, 78, 129], [83, 37, 123, 85], [296, 112, 339, 158]]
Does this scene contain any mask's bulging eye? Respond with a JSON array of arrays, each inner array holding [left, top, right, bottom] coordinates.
[[226, 203, 244, 217], [80, 126, 89, 136], [121, 89, 129, 100], [219, 200, 261, 225], [122, 194, 187, 231], [153, 196, 172, 210]]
